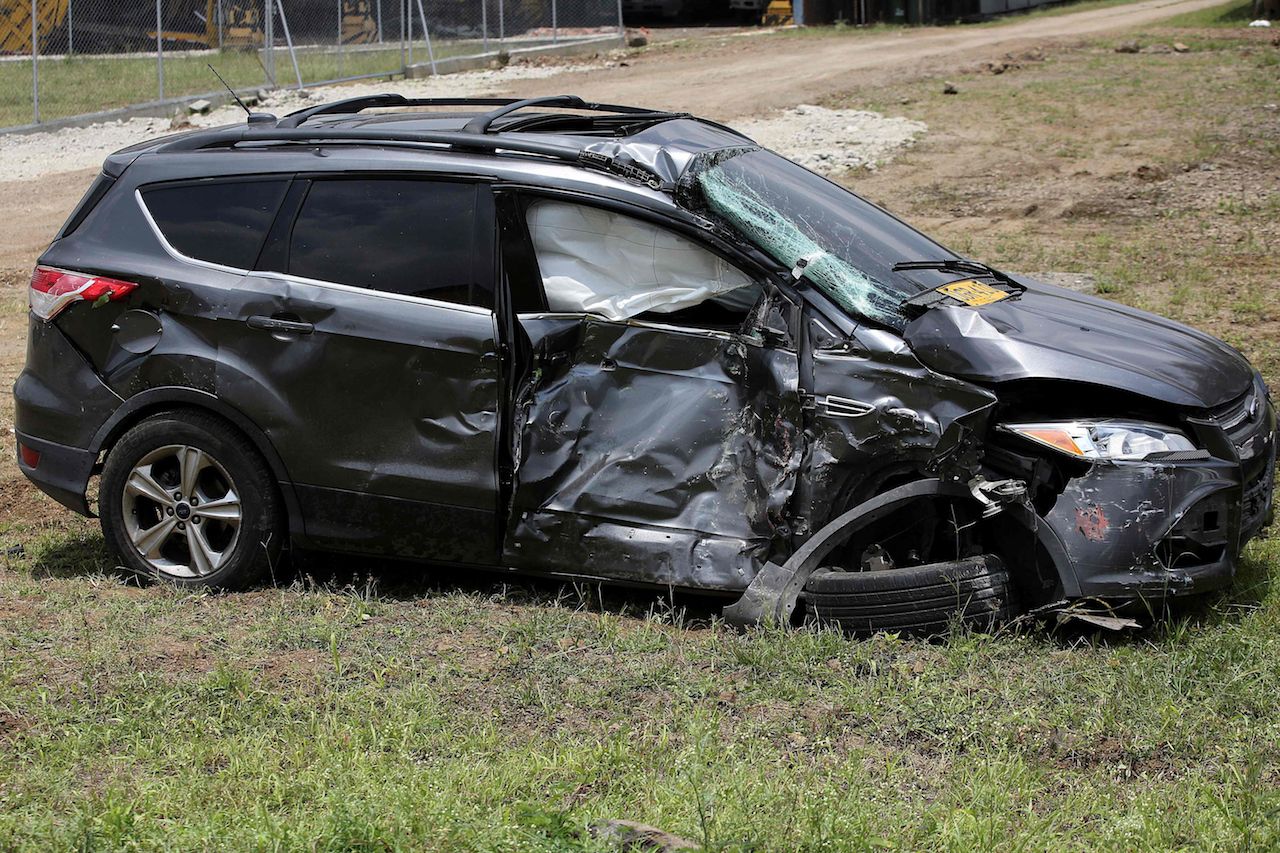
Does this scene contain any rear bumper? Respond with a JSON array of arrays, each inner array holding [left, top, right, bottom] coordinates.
[[13, 315, 121, 517], [14, 431, 98, 516]]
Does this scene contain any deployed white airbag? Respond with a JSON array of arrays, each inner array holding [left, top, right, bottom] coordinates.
[[528, 200, 754, 321]]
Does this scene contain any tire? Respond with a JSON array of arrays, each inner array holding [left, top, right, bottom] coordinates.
[[801, 555, 1017, 636], [99, 410, 283, 590]]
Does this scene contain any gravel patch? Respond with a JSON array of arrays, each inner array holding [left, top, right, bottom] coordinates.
[[0, 61, 598, 183], [1, 86, 926, 184], [734, 104, 927, 173]]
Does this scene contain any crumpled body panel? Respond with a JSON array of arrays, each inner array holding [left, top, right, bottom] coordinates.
[[903, 282, 1253, 409], [505, 318, 802, 589], [790, 333, 999, 538]]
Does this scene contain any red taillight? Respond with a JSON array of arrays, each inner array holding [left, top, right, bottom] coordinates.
[[29, 265, 137, 322], [18, 443, 41, 469]]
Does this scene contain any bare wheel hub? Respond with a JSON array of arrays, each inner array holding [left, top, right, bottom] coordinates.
[[121, 444, 242, 578]]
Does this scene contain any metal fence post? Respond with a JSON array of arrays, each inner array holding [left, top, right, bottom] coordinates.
[[406, 0, 413, 68], [498, 0, 504, 44], [264, 0, 276, 88], [376, 0, 383, 42], [415, 0, 436, 75], [337, 0, 344, 78], [481, 0, 487, 52], [616, 0, 624, 41], [30, 0, 39, 123], [217, 0, 224, 50], [67, 0, 74, 55], [155, 0, 165, 101], [552, 0, 557, 43], [275, 0, 304, 89]]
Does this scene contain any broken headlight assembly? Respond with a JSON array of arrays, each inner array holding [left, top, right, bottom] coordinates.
[[1002, 420, 1197, 461]]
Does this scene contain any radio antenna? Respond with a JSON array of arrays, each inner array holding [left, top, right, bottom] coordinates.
[[207, 64, 251, 115]]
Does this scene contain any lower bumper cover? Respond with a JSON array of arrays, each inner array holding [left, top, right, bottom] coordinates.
[[14, 431, 98, 516]]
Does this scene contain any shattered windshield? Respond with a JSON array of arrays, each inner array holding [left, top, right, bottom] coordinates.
[[690, 148, 956, 329]]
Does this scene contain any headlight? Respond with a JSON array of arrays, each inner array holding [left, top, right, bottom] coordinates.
[[1003, 420, 1197, 461]]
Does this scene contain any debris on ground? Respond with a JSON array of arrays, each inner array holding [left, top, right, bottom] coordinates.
[[943, 80, 959, 94], [186, 99, 212, 115], [1116, 40, 1141, 53], [1173, 42, 1190, 52], [732, 104, 926, 173], [1134, 164, 1168, 181], [589, 820, 698, 851], [973, 47, 1046, 75], [626, 27, 650, 47]]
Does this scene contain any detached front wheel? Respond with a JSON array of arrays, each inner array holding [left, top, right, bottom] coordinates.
[[801, 555, 1017, 636], [99, 411, 282, 589]]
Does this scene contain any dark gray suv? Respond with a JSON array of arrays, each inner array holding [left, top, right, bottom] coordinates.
[[14, 95, 1276, 633]]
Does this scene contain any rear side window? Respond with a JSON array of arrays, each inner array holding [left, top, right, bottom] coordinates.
[[56, 173, 115, 239], [286, 179, 480, 306], [143, 179, 289, 269]]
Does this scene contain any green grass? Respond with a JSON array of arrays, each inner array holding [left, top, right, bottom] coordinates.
[[2, 534, 1280, 851], [1163, 0, 1259, 28], [0, 38, 517, 129]]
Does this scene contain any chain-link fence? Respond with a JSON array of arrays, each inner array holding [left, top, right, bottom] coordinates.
[[0, 0, 623, 130]]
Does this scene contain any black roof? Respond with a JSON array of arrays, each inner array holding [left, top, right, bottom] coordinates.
[[145, 95, 753, 191]]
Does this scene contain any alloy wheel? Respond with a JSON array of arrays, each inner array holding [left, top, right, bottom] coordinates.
[[120, 444, 242, 578]]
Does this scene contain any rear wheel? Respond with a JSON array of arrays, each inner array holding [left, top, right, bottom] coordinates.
[[99, 411, 282, 589]]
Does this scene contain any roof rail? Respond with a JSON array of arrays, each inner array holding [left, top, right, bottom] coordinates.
[[159, 125, 670, 190], [275, 93, 667, 133], [277, 94, 525, 129], [458, 94, 658, 134]]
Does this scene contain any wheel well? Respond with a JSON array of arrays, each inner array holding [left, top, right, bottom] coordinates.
[[95, 399, 303, 542]]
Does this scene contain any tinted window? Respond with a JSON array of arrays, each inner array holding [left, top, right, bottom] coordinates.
[[288, 179, 479, 306], [144, 179, 289, 269]]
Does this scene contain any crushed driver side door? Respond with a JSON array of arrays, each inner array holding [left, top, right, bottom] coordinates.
[[504, 302, 803, 591]]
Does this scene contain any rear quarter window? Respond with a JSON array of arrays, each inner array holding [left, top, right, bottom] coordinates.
[[142, 178, 290, 269], [56, 173, 115, 239]]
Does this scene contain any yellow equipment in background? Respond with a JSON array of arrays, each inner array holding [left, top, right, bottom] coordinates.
[[762, 0, 793, 25], [160, 0, 378, 49], [0, 0, 377, 54], [0, 0, 68, 53], [341, 0, 377, 44], [156, 2, 263, 48]]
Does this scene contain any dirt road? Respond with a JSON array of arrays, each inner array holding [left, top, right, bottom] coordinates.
[[0, 0, 1231, 269], [500, 0, 1234, 117]]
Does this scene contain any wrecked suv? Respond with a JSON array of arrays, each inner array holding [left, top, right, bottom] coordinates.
[[14, 95, 1276, 633]]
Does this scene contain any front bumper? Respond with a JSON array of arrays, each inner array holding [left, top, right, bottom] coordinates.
[[1039, 399, 1275, 601]]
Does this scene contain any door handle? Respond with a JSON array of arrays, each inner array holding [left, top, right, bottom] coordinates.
[[247, 315, 314, 335]]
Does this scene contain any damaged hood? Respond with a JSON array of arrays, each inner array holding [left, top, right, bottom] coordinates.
[[903, 281, 1252, 409]]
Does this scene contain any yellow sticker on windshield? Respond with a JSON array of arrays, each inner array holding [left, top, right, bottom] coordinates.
[[937, 279, 1010, 306]]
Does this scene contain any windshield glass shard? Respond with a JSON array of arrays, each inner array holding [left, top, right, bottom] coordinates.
[[687, 148, 958, 329]]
